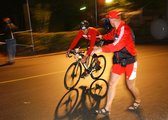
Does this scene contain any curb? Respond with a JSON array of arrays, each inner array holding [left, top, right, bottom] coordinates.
[[1, 48, 87, 61]]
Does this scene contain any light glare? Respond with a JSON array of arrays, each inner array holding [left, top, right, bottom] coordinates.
[[105, 0, 113, 4], [80, 6, 86, 11]]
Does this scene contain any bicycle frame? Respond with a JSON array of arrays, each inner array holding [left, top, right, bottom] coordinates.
[[67, 48, 106, 78], [74, 53, 98, 74]]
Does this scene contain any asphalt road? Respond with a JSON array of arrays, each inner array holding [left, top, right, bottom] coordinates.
[[0, 43, 168, 120]]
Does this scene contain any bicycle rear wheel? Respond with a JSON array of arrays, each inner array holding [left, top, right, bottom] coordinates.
[[90, 55, 106, 79], [64, 62, 82, 90]]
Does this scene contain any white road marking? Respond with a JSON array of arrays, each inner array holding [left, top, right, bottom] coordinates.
[[0, 51, 168, 85], [0, 71, 65, 84]]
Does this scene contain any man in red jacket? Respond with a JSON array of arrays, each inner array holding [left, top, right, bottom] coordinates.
[[92, 10, 141, 115], [67, 20, 101, 78]]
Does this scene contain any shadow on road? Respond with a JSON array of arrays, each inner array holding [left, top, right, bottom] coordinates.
[[54, 84, 110, 120], [127, 107, 146, 120]]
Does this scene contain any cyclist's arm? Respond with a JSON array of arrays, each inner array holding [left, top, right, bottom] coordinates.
[[69, 30, 83, 50], [91, 47, 102, 55], [86, 32, 97, 56]]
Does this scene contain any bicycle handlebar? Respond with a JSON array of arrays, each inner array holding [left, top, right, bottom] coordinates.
[[66, 48, 98, 59], [66, 49, 84, 58], [66, 51, 72, 58]]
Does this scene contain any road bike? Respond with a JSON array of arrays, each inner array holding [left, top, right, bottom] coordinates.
[[64, 48, 106, 90]]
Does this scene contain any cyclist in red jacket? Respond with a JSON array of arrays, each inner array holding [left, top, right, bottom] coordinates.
[[92, 10, 141, 115], [67, 20, 101, 78]]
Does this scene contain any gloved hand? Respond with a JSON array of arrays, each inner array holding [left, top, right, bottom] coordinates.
[[66, 49, 71, 57]]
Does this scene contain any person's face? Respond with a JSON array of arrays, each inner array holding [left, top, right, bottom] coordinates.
[[109, 18, 121, 28], [109, 18, 116, 28], [3, 18, 11, 23]]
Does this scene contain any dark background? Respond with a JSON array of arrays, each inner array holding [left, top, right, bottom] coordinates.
[[0, 0, 167, 32], [0, 0, 26, 31]]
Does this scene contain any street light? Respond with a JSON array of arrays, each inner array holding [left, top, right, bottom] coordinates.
[[105, 0, 113, 4], [95, 0, 113, 27], [80, 6, 86, 11]]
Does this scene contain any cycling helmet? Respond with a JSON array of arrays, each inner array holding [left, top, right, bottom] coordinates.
[[80, 20, 89, 30]]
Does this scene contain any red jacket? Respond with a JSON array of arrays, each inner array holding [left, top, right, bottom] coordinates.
[[102, 21, 136, 56], [69, 27, 100, 55]]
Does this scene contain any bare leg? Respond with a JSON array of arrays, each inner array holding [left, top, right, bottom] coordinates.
[[86, 56, 90, 67], [126, 79, 141, 103], [105, 72, 121, 111]]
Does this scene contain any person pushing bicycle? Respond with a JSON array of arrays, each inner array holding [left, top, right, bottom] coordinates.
[[66, 20, 102, 78], [92, 10, 141, 115]]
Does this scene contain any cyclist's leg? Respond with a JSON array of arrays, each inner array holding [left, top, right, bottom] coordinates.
[[80, 56, 90, 78], [85, 56, 90, 67]]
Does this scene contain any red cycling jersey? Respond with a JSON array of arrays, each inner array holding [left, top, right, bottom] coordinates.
[[102, 21, 136, 56], [69, 27, 100, 55]]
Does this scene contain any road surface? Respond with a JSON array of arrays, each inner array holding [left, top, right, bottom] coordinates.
[[0, 43, 168, 120]]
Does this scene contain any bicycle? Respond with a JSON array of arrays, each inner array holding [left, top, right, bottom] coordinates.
[[64, 48, 106, 90]]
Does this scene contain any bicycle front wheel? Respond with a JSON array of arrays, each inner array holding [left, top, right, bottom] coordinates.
[[90, 55, 106, 79], [64, 62, 82, 90]]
